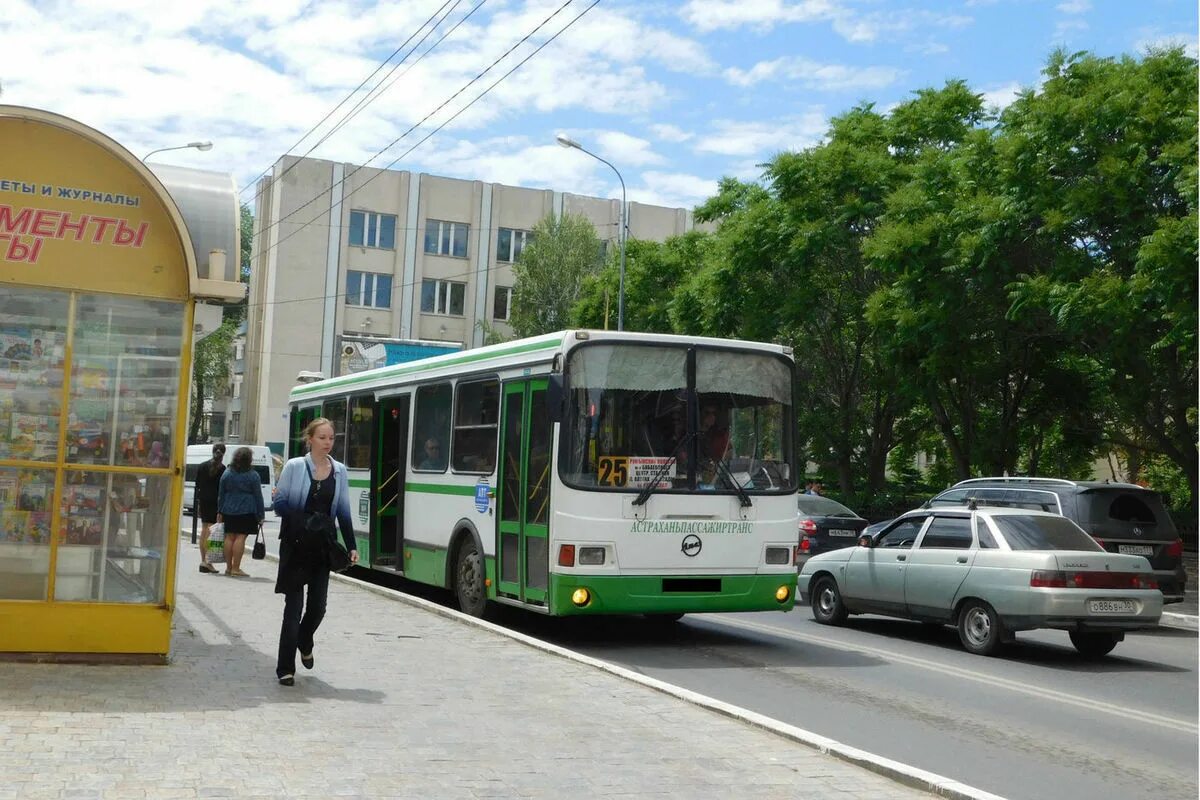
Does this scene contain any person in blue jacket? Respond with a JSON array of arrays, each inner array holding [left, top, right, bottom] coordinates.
[[216, 446, 265, 577], [271, 417, 358, 686]]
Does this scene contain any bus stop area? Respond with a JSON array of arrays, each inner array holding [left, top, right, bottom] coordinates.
[[0, 537, 974, 800]]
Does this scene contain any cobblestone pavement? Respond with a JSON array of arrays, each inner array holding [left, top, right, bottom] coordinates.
[[0, 545, 943, 800]]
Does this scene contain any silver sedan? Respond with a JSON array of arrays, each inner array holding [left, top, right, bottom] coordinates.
[[797, 505, 1163, 657]]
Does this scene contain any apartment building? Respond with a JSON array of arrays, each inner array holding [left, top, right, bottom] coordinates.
[[243, 156, 699, 450]]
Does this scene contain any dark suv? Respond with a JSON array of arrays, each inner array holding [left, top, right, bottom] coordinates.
[[928, 478, 1186, 603]]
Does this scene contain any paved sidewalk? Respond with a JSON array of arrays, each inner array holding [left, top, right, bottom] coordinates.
[[0, 546, 952, 800]]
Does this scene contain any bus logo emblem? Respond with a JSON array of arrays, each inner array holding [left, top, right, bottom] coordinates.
[[681, 535, 702, 557]]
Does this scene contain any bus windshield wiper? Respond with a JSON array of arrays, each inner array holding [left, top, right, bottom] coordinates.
[[632, 431, 696, 507], [713, 457, 753, 507]]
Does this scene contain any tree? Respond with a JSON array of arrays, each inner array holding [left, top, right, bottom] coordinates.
[[509, 213, 601, 337], [1002, 48, 1198, 502]]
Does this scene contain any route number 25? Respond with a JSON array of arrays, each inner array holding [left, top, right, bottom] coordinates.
[[597, 456, 629, 487]]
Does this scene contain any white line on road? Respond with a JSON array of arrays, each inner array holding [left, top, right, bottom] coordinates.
[[701, 614, 1198, 735]]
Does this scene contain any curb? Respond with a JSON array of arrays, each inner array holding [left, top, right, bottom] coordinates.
[[1160, 611, 1199, 631], [316, 561, 1004, 800]]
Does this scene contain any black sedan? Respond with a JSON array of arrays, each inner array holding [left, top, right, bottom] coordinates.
[[796, 495, 868, 567]]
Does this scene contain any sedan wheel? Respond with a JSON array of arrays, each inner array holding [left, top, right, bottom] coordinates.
[[1069, 631, 1120, 658], [957, 600, 1004, 656], [811, 576, 848, 625]]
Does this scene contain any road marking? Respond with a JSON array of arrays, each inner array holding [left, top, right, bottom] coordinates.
[[701, 614, 1199, 735]]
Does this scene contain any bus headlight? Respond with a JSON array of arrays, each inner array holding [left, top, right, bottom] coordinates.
[[571, 587, 592, 607], [775, 585, 791, 603], [578, 546, 606, 566]]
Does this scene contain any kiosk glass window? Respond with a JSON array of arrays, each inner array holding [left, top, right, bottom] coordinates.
[[66, 294, 183, 467], [0, 288, 69, 463], [0, 466, 55, 600]]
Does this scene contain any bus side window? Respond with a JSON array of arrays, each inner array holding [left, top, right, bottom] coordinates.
[[452, 379, 499, 473], [412, 382, 452, 472], [323, 398, 347, 462], [345, 394, 374, 469]]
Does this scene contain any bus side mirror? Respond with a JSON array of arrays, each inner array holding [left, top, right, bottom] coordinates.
[[546, 374, 564, 422]]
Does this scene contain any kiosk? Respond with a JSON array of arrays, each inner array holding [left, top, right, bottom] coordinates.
[[0, 106, 243, 661]]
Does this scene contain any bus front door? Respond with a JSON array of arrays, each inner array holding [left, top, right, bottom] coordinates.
[[373, 394, 409, 569], [497, 379, 551, 605]]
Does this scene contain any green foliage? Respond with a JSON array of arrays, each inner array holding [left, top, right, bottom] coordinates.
[[509, 213, 601, 337], [189, 319, 236, 443]]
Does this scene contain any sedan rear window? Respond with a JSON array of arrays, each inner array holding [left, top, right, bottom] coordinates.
[[992, 515, 1104, 551], [797, 495, 857, 517]]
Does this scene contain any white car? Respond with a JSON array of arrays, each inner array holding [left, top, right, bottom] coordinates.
[[797, 505, 1163, 657]]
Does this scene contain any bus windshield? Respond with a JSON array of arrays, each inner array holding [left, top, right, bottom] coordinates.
[[560, 343, 795, 493]]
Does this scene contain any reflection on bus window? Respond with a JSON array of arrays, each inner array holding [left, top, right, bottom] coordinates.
[[323, 398, 347, 462], [452, 380, 499, 473]]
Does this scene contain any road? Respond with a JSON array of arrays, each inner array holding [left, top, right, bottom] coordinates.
[[178, 515, 1199, 800]]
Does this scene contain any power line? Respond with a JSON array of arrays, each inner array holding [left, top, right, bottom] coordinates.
[[237, 0, 467, 198], [250, 0, 596, 251]]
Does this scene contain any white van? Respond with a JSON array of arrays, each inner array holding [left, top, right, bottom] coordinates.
[[183, 444, 275, 513]]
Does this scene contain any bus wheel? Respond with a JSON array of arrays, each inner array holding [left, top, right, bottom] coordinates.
[[454, 539, 487, 618]]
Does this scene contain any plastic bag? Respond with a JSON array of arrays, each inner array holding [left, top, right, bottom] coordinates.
[[206, 522, 226, 564]]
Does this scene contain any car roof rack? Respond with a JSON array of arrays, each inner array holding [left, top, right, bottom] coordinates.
[[952, 477, 1077, 488]]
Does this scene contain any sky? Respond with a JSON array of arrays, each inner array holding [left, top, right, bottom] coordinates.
[[1, 0, 1195, 212]]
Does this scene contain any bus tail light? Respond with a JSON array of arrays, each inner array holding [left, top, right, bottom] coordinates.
[[578, 546, 606, 566], [558, 545, 575, 567], [765, 547, 790, 565]]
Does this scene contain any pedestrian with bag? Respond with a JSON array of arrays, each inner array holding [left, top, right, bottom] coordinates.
[[217, 446, 265, 577], [272, 417, 358, 686], [195, 443, 226, 574]]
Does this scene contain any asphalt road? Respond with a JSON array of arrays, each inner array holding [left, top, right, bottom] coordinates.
[[179, 515, 1198, 800]]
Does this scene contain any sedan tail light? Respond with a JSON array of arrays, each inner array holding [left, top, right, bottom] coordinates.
[[1030, 570, 1158, 590], [799, 518, 817, 533], [799, 536, 811, 552]]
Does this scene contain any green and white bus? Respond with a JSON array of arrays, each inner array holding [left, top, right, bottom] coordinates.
[[286, 330, 800, 618]]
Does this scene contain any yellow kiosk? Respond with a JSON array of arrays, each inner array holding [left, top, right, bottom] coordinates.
[[0, 106, 243, 661]]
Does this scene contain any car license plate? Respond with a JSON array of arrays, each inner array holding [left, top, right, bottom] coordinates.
[[828, 529, 857, 537], [1088, 599, 1136, 614], [1118, 545, 1153, 556]]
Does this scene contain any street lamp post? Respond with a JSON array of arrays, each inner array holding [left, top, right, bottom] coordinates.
[[556, 133, 627, 331], [142, 141, 213, 162]]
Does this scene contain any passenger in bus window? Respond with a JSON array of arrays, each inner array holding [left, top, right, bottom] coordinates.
[[419, 437, 445, 471]]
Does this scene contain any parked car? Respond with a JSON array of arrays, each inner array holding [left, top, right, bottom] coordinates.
[[795, 495, 868, 567], [927, 478, 1186, 603], [798, 505, 1163, 657]]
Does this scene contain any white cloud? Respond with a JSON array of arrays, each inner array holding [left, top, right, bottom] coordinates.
[[592, 131, 666, 167], [1056, 0, 1091, 13], [980, 82, 1023, 111], [680, 0, 835, 34], [724, 57, 902, 90], [1053, 18, 1089, 39], [650, 124, 695, 143], [632, 171, 718, 209], [694, 114, 827, 157], [1135, 32, 1199, 58]]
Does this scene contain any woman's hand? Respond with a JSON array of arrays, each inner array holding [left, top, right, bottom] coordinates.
[[216, 513, 223, 523], [349, 550, 359, 564]]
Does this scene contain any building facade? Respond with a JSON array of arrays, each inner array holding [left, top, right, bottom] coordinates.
[[243, 156, 699, 450]]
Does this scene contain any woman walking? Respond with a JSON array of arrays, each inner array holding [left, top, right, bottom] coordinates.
[[195, 443, 226, 573], [272, 418, 358, 686], [217, 446, 265, 577]]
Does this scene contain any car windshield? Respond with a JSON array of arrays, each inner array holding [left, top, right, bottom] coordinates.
[[559, 343, 796, 494], [992, 515, 1104, 551], [797, 495, 857, 517]]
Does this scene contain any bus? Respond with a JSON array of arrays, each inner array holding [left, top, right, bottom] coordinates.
[[285, 330, 800, 618]]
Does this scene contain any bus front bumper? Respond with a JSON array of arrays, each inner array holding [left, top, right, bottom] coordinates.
[[549, 573, 797, 616]]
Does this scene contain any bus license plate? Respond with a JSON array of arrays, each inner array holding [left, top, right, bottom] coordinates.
[[1088, 599, 1136, 614], [828, 529, 857, 537], [1118, 545, 1153, 556]]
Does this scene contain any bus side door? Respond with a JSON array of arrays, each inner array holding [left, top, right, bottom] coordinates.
[[496, 379, 551, 605]]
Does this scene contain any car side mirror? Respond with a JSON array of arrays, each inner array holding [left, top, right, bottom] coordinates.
[[858, 534, 874, 548]]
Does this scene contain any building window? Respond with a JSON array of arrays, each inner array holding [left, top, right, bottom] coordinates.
[[234, 340, 244, 360], [493, 286, 513, 321], [232, 375, 242, 399], [346, 271, 392, 309], [420, 279, 466, 316], [496, 228, 529, 262], [349, 210, 397, 249], [424, 219, 469, 258], [229, 412, 240, 439]]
